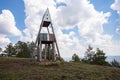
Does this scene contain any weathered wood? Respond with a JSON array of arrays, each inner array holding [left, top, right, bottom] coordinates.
[[35, 8, 61, 62], [37, 44, 40, 61], [40, 33, 55, 42], [52, 43, 55, 61], [44, 44, 47, 60], [39, 42, 42, 61], [43, 21, 51, 27], [51, 24, 61, 59]]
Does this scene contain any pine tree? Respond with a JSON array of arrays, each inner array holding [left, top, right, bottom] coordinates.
[[92, 48, 108, 65], [83, 45, 95, 63]]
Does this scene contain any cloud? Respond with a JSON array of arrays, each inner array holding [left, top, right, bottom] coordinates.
[[22, 0, 56, 42], [0, 34, 11, 49], [0, 10, 21, 48], [116, 27, 120, 34], [0, 10, 21, 36], [111, 0, 120, 34], [111, 0, 120, 15], [55, 0, 117, 56], [23, 0, 120, 57]]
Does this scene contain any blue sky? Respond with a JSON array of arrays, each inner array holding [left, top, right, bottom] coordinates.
[[0, 0, 25, 30], [60, 0, 120, 40], [0, 0, 120, 57], [0, 0, 25, 43], [89, 0, 120, 40], [0, 0, 119, 40]]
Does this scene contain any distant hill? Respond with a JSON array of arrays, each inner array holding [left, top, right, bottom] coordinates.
[[0, 57, 120, 80]]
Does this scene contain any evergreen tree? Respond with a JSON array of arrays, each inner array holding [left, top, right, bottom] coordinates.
[[82, 45, 95, 63], [92, 48, 108, 65], [82, 45, 109, 65]]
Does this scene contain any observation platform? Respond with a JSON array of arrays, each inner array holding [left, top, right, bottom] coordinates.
[[40, 33, 55, 44]]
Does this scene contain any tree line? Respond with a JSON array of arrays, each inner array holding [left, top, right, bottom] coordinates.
[[0, 41, 120, 68], [0, 41, 58, 61], [72, 45, 120, 68], [0, 41, 35, 58]]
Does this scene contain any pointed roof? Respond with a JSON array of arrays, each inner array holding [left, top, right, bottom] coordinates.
[[43, 8, 51, 23]]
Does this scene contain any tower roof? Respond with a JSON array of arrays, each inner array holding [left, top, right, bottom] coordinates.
[[43, 8, 51, 22], [42, 8, 51, 27]]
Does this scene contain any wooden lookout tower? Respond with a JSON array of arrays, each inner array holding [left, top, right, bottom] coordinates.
[[35, 8, 60, 62]]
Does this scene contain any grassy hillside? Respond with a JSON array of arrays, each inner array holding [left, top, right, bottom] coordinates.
[[0, 57, 120, 80]]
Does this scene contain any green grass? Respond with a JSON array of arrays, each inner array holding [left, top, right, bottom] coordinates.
[[0, 57, 120, 80]]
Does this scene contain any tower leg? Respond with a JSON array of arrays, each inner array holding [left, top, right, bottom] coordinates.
[[39, 42, 42, 61], [55, 42, 60, 59], [51, 24, 61, 59], [52, 43, 55, 61], [48, 44, 50, 60], [44, 44, 47, 60], [37, 44, 40, 61]]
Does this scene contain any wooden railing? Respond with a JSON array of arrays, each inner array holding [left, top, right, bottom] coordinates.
[[40, 33, 55, 42]]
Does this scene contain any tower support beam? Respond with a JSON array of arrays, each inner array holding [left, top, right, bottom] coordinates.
[[35, 8, 61, 62]]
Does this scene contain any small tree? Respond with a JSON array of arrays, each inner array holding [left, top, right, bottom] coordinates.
[[82, 46, 109, 66], [110, 59, 120, 68], [27, 41, 35, 58], [72, 53, 80, 62], [16, 41, 30, 58], [82, 45, 95, 63], [92, 48, 108, 65], [4, 43, 16, 56]]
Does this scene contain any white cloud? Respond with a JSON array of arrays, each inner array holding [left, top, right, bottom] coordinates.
[[111, 0, 120, 15], [0, 10, 21, 36], [108, 0, 120, 55], [55, 0, 117, 56], [0, 34, 11, 49], [56, 28, 86, 57], [111, 0, 120, 34], [0, 10, 21, 48], [23, 0, 120, 57], [22, 0, 56, 41], [116, 27, 120, 34]]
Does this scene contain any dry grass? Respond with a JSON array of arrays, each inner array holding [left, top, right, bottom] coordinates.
[[0, 57, 120, 80]]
